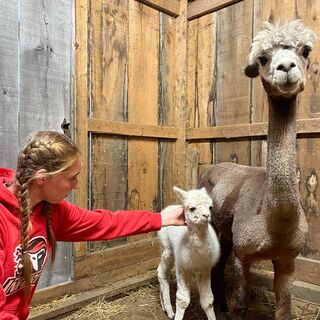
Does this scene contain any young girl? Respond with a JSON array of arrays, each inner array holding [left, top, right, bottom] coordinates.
[[0, 130, 185, 319]]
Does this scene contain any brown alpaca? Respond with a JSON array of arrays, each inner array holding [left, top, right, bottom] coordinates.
[[198, 20, 317, 320]]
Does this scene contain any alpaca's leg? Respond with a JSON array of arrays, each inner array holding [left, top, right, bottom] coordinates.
[[212, 235, 233, 316], [196, 268, 216, 320], [272, 259, 295, 320], [157, 249, 175, 319], [175, 270, 191, 320], [232, 256, 251, 319]]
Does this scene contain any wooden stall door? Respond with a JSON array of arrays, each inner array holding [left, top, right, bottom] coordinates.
[[73, 0, 187, 292]]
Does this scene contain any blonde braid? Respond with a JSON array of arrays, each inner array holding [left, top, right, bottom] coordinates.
[[15, 169, 33, 297], [14, 130, 79, 299], [44, 202, 56, 262]]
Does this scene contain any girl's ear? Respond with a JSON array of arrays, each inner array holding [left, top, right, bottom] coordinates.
[[33, 169, 48, 185]]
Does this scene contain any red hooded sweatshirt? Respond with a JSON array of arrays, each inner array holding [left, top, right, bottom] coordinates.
[[0, 168, 162, 319]]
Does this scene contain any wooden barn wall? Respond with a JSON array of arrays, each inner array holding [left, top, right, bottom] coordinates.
[[50, 0, 189, 301], [187, 0, 320, 287], [0, 0, 74, 289]]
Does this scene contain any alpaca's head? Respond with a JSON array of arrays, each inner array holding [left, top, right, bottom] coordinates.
[[173, 186, 213, 225], [245, 20, 317, 97]]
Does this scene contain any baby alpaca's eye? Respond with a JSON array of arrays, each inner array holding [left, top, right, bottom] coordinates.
[[209, 205, 213, 211], [258, 56, 268, 66], [189, 207, 196, 212]]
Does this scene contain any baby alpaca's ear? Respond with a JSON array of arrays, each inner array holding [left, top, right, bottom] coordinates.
[[200, 187, 207, 194], [173, 186, 187, 200], [245, 62, 259, 78]]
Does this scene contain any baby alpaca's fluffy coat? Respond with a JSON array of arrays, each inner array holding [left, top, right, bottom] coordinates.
[[157, 187, 220, 320]]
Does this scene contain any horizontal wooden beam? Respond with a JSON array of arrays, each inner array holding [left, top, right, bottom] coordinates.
[[187, 122, 267, 140], [186, 118, 320, 140], [187, 0, 244, 20], [74, 238, 160, 278], [88, 118, 320, 141], [135, 0, 180, 17], [251, 269, 320, 306], [254, 256, 320, 288], [88, 118, 180, 140]]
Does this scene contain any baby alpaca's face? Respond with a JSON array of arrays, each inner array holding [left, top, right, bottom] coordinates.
[[184, 192, 213, 225]]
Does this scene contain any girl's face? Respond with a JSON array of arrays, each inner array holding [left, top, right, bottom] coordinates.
[[39, 158, 81, 204]]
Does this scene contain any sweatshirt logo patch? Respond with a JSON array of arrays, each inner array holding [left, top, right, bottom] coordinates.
[[3, 236, 48, 296]]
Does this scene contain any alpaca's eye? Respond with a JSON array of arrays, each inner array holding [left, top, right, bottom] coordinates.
[[302, 46, 311, 58], [258, 56, 268, 66], [189, 207, 196, 212], [209, 205, 213, 211]]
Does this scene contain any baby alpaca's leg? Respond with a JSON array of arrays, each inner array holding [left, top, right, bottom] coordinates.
[[196, 268, 216, 320], [157, 249, 174, 319], [175, 270, 191, 320]]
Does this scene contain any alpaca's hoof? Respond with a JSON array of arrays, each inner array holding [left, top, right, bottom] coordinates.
[[164, 309, 175, 319]]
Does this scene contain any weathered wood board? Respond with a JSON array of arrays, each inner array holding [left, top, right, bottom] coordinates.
[[89, 0, 129, 252], [0, 0, 19, 167], [187, 13, 216, 187], [158, 13, 178, 207], [0, 0, 74, 288], [214, 0, 252, 166]]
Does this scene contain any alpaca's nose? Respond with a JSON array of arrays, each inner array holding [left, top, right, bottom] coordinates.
[[203, 212, 210, 219], [276, 61, 296, 72]]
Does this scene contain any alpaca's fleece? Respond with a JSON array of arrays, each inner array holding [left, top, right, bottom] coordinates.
[[248, 20, 317, 65], [157, 187, 220, 320]]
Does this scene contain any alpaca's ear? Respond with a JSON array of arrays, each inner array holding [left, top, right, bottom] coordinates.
[[200, 187, 207, 194], [245, 62, 260, 78], [173, 186, 187, 200]]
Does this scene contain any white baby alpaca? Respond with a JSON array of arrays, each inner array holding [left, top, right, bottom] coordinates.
[[157, 187, 220, 320]]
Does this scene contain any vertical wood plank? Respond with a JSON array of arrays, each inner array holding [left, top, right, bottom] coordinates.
[[90, 0, 129, 252], [18, 0, 75, 288], [159, 13, 177, 207], [187, 19, 198, 130], [172, 0, 188, 191], [128, 1, 159, 241], [19, 0, 74, 138], [251, 0, 297, 167], [0, 0, 19, 168], [295, 1, 320, 260], [186, 19, 199, 189], [215, 1, 252, 165], [74, 0, 89, 257], [187, 13, 216, 187], [197, 14, 216, 172]]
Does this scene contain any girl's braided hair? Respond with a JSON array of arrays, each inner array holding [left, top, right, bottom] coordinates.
[[14, 130, 79, 297]]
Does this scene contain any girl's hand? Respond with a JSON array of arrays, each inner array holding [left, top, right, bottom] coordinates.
[[160, 205, 185, 227]]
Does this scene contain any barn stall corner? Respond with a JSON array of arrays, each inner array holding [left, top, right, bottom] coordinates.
[[0, 0, 319, 319]]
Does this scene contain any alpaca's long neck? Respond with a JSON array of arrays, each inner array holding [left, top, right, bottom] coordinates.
[[266, 95, 299, 218]]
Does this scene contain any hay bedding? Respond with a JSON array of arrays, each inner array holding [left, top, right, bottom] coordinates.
[[32, 283, 319, 320]]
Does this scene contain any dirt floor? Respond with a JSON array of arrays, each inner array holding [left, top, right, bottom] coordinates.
[[33, 282, 319, 320]]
